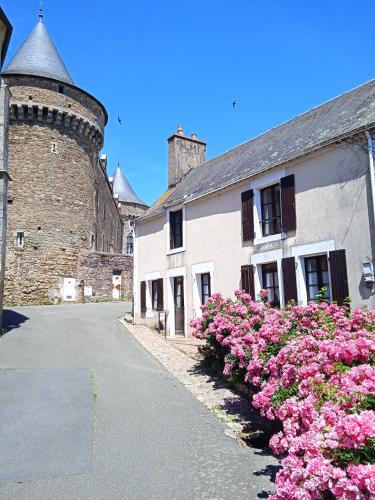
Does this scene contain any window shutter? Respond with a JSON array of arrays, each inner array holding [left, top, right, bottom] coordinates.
[[140, 281, 146, 313], [282, 257, 298, 304], [329, 249, 349, 305], [157, 278, 164, 311], [280, 174, 296, 233], [241, 189, 254, 242], [241, 264, 255, 299]]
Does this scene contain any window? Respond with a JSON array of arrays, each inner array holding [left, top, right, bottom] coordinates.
[[152, 280, 158, 310], [304, 255, 330, 302], [261, 184, 281, 236], [151, 278, 164, 311], [170, 209, 183, 249], [201, 273, 211, 305], [126, 234, 134, 255], [16, 231, 25, 248], [262, 262, 280, 307], [58, 85, 65, 94]]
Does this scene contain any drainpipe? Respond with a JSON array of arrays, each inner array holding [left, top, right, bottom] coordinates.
[[365, 131, 375, 232]]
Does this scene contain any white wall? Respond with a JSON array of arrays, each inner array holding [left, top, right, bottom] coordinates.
[[135, 139, 375, 335]]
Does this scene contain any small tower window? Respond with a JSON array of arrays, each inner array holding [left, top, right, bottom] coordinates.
[[126, 233, 134, 255], [16, 231, 25, 248], [58, 85, 65, 94]]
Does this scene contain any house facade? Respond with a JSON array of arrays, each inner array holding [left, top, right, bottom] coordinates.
[[134, 80, 375, 336]]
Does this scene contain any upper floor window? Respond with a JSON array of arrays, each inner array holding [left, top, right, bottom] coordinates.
[[126, 234, 134, 255], [304, 255, 330, 302], [261, 184, 281, 236], [170, 209, 183, 249], [262, 262, 280, 307], [201, 273, 211, 305]]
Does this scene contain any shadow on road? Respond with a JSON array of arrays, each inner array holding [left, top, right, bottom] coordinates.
[[2, 310, 29, 333]]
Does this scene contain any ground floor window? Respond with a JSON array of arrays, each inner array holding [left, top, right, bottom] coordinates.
[[151, 280, 158, 310], [262, 262, 280, 307], [304, 254, 330, 302], [201, 273, 211, 305]]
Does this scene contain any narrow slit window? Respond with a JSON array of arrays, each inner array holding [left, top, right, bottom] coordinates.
[[16, 231, 25, 248]]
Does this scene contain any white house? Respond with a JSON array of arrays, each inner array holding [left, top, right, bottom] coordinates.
[[134, 80, 375, 336]]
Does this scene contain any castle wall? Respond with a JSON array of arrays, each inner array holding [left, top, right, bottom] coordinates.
[[96, 162, 123, 254], [3, 74, 124, 305], [78, 252, 133, 302]]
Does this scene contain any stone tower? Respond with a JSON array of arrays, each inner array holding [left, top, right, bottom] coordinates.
[[112, 163, 148, 255], [1, 11, 117, 305]]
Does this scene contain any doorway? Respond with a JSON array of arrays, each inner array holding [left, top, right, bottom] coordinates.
[[173, 276, 184, 335], [112, 271, 122, 300]]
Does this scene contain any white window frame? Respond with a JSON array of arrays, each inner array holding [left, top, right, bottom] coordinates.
[[166, 205, 186, 255], [16, 231, 25, 248], [145, 271, 161, 318], [191, 261, 215, 318], [250, 167, 285, 245], [166, 266, 187, 337], [251, 249, 284, 306], [291, 240, 335, 305]]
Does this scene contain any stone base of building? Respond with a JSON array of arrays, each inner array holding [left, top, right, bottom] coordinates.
[[4, 251, 133, 306], [78, 252, 133, 303]]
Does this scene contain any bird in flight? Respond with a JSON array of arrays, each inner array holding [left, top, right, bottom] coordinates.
[[232, 100, 238, 109], [118, 116, 122, 125]]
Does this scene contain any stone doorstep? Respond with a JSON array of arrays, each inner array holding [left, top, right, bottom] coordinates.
[[120, 319, 279, 451]]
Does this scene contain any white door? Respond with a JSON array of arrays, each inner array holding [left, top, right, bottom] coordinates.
[[112, 272, 122, 300], [63, 277, 76, 301]]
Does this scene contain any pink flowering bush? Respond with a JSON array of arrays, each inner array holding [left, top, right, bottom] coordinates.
[[190, 291, 375, 499]]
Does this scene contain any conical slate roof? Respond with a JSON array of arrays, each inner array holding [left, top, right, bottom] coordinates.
[[113, 164, 146, 206], [3, 16, 73, 84]]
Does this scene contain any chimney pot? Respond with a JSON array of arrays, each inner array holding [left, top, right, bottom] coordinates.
[[191, 133, 197, 139], [177, 125, 184, 136]]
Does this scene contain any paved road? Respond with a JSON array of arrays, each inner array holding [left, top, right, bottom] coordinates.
[[0, 303, 276, 500]]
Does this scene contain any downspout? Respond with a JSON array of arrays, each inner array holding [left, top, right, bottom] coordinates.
[[365, 131, 375, 232]]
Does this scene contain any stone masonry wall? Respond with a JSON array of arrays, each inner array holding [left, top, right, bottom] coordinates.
[[78, 252, 133, 301], [3, 74, 123, 305], [119, 202, 148, 254], [96, 162, 123, 254]]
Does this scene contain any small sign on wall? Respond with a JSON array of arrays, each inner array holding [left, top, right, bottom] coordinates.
[[84, 286, 93, 297]]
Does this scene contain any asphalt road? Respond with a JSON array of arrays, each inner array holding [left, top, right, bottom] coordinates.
[[0, 303, 276, 500]]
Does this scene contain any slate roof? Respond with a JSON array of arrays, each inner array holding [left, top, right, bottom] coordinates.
[[112, 165, 147, 206], [142, 79, 375, 220], [3, 17, 73, 84]]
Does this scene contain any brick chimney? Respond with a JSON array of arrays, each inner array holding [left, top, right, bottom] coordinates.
[[168, 126, 206, 188]]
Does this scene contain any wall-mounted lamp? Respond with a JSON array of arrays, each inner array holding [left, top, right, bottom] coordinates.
[[362, 262, 374, 285]]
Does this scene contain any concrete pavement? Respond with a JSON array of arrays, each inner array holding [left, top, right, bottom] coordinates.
[[0, 303, 276, 499]]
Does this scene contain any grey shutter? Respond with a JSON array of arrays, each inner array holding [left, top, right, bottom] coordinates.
[[241, 190, 254, 242], [281, 174, 296, 233], [329, 249, 349, 305], [282, 257, 298, 304], [157, 278, 164, 311], [241, 264, 255, 299], [140, 281, 146, 313]]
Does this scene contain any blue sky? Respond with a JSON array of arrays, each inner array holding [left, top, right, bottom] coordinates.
[[2, 0, 375, 206]]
